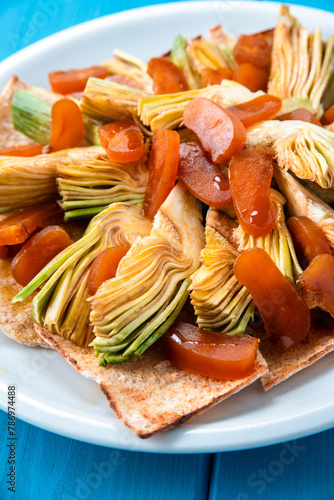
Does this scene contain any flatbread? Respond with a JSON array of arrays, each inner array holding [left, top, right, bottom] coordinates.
[[35, 325, 268, 438], [0, 258, 46, 347], [0, 76, 35, 149], [260, 326, 334, 390]]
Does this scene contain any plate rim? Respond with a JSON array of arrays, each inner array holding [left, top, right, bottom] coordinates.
[[1, 0, 334, 453]]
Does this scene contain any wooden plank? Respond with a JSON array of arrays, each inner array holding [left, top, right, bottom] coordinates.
[[0, 410, 212, 500], [209, 429, 334, 500]]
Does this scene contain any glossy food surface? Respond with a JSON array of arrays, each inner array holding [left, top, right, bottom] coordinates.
[[234, 34, 271, 68], [228, 94, 282, 128], [0, 143, 43, 157], [234, 248, 311, 352], [49, 66, 109, 94], [11, 225, 74, 286], [229, 147, 275, 237], [98, 120, 144, 163], [287, 216, 331, 269], [300, 254, 334, 316], [183, 97, 246, 164], [0, 202, 60, 246], [178, 141, 232, 207], [147, 57, 190, 94], [143, 128, 179, 219], [165, 322, 259, 380], [233, 63, 268, 92], [88, 246, 130, 296], [49, 98, 85, 152], [277, 108, 322, 126]]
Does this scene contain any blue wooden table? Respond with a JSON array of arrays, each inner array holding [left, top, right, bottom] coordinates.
[[0, 1, 334, 499]]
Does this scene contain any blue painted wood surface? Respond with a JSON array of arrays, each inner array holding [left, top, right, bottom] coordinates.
[[0, 1, 334, 499]]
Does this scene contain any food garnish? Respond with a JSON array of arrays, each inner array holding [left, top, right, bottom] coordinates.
[[287, 216, 332, 269], [2, 4, 334, 437], [165, 322, 259, 379], [229, 147, 276, 237], [143, 128, 180, 219], [49, 66, 110, 94], [178, 141, 232, 207], [234, 247, 310, 352], [183, 97, 246, 163], [0, 202, 60, 245], [11, 225, 74, 286]]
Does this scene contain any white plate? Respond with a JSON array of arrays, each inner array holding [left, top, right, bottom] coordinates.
[[1, 1, 334, 453]]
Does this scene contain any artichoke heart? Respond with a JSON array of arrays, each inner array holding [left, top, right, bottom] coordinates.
[[13, 203, 152, 346], [186, 36, 236, 73], [139, 80, 264, 130], [191, 190, 301, 333], [103, 49, 153, 92], [81, 78, 148, 123], [268, 5, 334, 117], [274, 166, 334, 252], [0, 147, 103, 213], [171, 35, 202, 90], [56, 145, 149, 220], [247, 120, 334, 189], [190, 225, 255, 334], [90, 182, 205, 365]]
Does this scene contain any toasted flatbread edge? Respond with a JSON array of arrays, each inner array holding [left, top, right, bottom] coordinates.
[[35, 324, 268, 439], [260, 328, 334, 391]]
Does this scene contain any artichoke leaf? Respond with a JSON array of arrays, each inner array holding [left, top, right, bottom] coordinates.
[[268, 5, 334, 117], [57, 143, 149, 217], [247, 120, 334, 189], [103, 49, 153, 92], [81, 78, 148, 123], [0, 146, 105, 213], [90, 182, 205, 364], [139, 80, 264, 130], [13, 203, 152, 346], [171, 35, 202, 90]]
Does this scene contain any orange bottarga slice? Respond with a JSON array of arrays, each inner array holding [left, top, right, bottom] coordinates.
[[11, 225, 74, 286], [234, 247, 310, 352], [165, 322, 259, 380]]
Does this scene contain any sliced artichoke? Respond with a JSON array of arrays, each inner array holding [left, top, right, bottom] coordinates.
[[13, 203, 152, 346], [81, 78, 148, 123], [90, 182, 205, 364], [171, 35, 202, 90], [247, 120, 334, 189], [186, 36, 236, 73], [191, 225, 255, 334], [274, 166, 334, 251], [12, 87, 101, 146], [103, 49, 153, 92], [139, 80, 264, 130], [191, 190, 302, 333], [0, 147, 103, 213], [268, 5, 334, 117], [56, 144, 149, 220]]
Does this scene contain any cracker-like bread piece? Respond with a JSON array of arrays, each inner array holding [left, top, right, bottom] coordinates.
[[35, 325, 268, 438], [260, 326, 334, 390], [0, 76, 35, 149], [0, 258, 46, 347]]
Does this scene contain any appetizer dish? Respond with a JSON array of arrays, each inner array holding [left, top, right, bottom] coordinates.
[[1, 5, 334, 438]]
